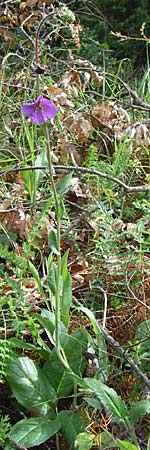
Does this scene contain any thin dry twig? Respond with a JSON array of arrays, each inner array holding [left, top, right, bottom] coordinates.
[[1, 164, 150, 192], [100, 326, 150, 390], [73, 297, 150, 389], [61, 205, 98, 238], [126, 269, 150, 311]]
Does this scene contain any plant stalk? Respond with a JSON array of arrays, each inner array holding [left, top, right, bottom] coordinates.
[[45, 124, 61, 353]]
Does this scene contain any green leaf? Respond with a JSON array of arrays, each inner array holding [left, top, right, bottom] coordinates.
[[116, 439, 139, 449], [7, 356, 56, 415], [28, 261, 46, 299], [10, 415, 61, 448], [21, 169, 33, 197], [56, 172, 73, 195], [61, 249, 69, 277], [75, 432, 96, 450], [129, 400, 150, 424], [40, 309, 67, 346], [9, 338, 39, 351], [83, 396, 102, 410], [61, 270, 72, 329], [4, 444, 17, 450], [147, 436, 150, 450], [59, 410, 87, 446], [49, 229, 59, 254], [79, 306, 109, 381], [84, 378, 128, 425], [43, 328, 87, 397], [34, 150, 48, 190], [48, 261, 57, 295]]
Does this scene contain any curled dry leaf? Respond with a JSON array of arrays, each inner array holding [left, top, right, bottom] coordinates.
[[69, 23, 82, 51], [129, 122, 150, 147], [72, 58, 104, 87], [70, 113, 92, 143], [91, 101, 130, 139]]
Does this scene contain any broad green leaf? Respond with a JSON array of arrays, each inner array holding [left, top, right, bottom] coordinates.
[[56, 172, 73, 195], [79, 306, 109, 381], [147, 436, 150, 450], [4, 444, 17, 450], [7, 357, 56, 415], [84, 378, 128, 425], [44, 328, 87, 397], [116, 439, 138, 450], [129, 400, 150, 424], [49, 229, 59, 254], [61, 249, 69, 278], [75, 432, 96, 450], [59, 410, 87, 446], [10, 415, 61, 448]]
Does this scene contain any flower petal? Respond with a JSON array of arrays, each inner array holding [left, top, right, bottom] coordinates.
[[30, 110, 46, 125], [43, 103, 57, 119], [22, 103, 35, 117]]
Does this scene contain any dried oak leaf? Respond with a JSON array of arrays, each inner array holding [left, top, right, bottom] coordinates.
[[91, 101, 130, 139], [70, 113, 92, 143]]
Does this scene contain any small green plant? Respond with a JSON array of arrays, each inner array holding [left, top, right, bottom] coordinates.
[[0, 413, 11, 448]]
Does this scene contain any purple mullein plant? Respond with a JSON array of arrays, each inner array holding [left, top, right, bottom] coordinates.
[[22, 95, 57, 125]]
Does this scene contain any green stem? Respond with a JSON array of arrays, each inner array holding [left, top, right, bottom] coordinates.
[[45, 124, 61, 353], [125, 418, 140, 449]]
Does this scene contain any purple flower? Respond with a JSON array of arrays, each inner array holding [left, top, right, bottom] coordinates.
[[22, 95, 57, 125]]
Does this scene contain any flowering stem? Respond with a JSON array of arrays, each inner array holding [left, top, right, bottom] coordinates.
[[45, 124, 61, 352], [35, 9, 59, 98]]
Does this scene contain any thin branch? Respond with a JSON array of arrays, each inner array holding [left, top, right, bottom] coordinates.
[[126, 270, 150, 311], [61, 205, 98, 238], [100, 326, 150, 390], [73, 297, 150, 389], [1, 164, 150, 193], [55, 165, 150, 192]]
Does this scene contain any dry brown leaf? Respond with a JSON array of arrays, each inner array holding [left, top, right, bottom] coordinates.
[[130, 122, 150, 147], [69, 23, 82, 51], [70, 113, 92, 143], [60, 70, 82, 89], [91, 101, 130, 138]]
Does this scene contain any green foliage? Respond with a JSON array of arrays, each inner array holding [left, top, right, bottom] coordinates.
[[74, 0, 150, 66], [0, 413, 11, 447], [84, 378, 128, 427], [0, 340, 12, 384], [7, 356, 57, 416], [10, 415, 61, 448]]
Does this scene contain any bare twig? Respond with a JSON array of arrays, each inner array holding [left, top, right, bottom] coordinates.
[[1, 164, 150, 193], [126, 270, 150, 311], [55, 165, 150, 192], [100, 326, 150, 389], [61, 205, 98, 238], [73, 296, 150, 389]]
